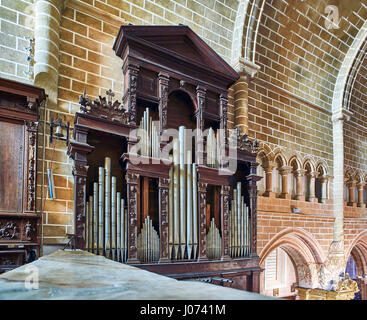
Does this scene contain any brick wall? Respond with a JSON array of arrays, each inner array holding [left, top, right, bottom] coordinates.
[[344, 46, 367, 173], [0, 0, 34, 83], [257, 196, 334, 258]]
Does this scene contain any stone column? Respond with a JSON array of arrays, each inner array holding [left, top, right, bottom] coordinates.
[[325, 109, 352, 287], [232, 58, 260, 135], [307, 171, 318, 202], [233, 75, 249, 134], [158, 177, 170, 262], [357, 183, 366, 208], [320, 176, 328, 204], [34, 0, 64, 92], [126, 172, 140, 264], [263, 162, 275, 198], [295, 169, 306, 201], [279, 166, 292, 199], [347, 180, 357, 207]]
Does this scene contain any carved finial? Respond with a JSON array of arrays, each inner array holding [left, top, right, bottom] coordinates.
[[106, 89, 115, 103]]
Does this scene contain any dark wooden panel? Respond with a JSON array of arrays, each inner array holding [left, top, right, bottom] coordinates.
[[0, 121, 24, 213]]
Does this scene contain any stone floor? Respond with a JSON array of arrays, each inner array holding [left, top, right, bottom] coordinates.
[[0, 250, 275, 300]]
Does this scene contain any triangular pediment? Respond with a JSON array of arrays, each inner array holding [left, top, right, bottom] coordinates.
[[113, 25, 239, 83]]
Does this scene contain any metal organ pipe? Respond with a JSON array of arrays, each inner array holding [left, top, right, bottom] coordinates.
[[230, 182, 250, 258], [168, 127, 199, 260], [105, 157, 111, 258], [86, 157, 127, 263]]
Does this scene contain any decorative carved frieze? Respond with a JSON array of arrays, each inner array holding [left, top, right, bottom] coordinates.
[[0, 221, 17, 239], [79, 89, 128, 123], [233, 127, 259, 153]]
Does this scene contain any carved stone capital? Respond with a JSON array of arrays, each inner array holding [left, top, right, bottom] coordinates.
[[233, 57, 261, 78]]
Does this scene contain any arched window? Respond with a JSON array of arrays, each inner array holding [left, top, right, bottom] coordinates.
[[263, 248, 297, 298]]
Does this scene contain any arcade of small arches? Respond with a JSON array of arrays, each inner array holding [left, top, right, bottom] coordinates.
[[256, 149, 330, 204], [344, 169, 367, 208]]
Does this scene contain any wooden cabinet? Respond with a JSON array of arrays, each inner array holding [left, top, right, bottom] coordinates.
[[0, 78, 45, 273]]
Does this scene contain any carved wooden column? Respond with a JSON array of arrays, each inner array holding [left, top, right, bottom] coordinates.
[[25, 121, 38, 212], [279, 166, 292, 199], [126, 172, 140, 263], [221, 185, 231, 260], [347, 180, 357, 207], [357, 182, 365, 208], [295, 169, 306, 201], [219, 94, 228, 140], [198, 182, 208, 260], [307, 171, 318, 202], [263, 162, 275, 198], [68, 126, 94, 249], [158, 72, 169, 135], [159, 177, 170, 262], [126, 64, 139, 125], [247, 163, 262, 256], [196, 86, 206, 165]]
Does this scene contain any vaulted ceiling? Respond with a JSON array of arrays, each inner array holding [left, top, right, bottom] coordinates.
[[242, 0, 367, 111]]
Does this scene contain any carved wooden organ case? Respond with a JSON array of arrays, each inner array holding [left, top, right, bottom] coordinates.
[[0, 78, 45, 273], [69, 25, 262, 292]]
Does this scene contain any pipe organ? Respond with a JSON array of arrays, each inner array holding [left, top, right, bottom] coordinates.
[[70, 25, 261, 293], [86, 157, 128, 262]]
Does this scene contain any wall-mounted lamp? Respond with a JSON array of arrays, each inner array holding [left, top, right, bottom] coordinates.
[[291, 207, 301, 214], [49, 117, 72, 146]]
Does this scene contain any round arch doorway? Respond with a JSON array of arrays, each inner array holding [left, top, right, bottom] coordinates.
[[263, 247, 297, 299]]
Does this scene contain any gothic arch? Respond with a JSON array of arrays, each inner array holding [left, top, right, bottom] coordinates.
[[273, 152, 286, 168], [345, 230, 367, 277], [303, 158, 316, 173], [288, 156, 301, 170], [316, 161, 329, 176], [260, 228, 325, 288]]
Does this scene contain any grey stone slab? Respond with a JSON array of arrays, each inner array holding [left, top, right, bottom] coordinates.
[[0, 250, 276, 300]]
